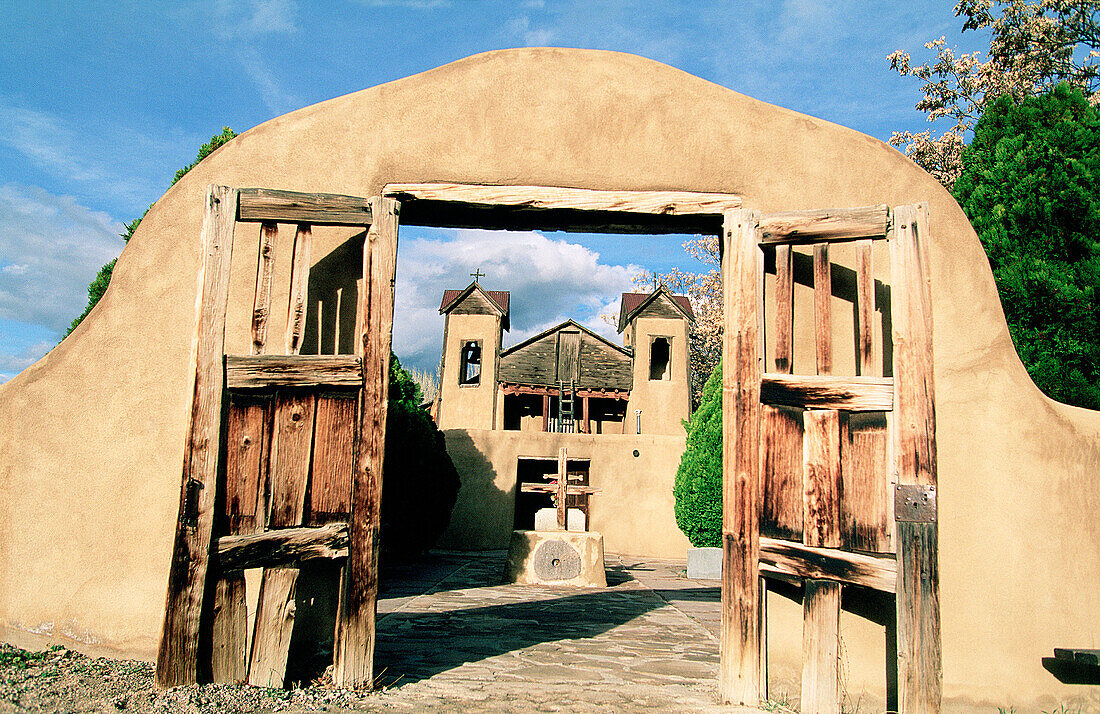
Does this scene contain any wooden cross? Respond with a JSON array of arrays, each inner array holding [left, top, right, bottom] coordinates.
[[519, 447, 601, 530], [470, 268, 485, 281]]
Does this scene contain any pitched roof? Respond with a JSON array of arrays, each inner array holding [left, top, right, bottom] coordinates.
[[500, 319, 631, 358], [439, 282, 510, 330], [617, 287, 695, 332]]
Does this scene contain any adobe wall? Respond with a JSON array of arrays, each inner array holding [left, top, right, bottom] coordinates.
[[438, 428, 689, 557], [0, 48, 1097, 710]]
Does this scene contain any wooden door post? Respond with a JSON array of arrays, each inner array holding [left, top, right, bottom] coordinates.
[[890, 204, 941, 712], [334, 197, 399, 687], [157, 185, 239, 687], [719, 208, 763, 705]]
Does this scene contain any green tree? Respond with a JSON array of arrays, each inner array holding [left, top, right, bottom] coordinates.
[[954, 83, 1100, 408], [381, 353, 461, 556], [65, 127, 238, 336], [673, 360, 723, 547]]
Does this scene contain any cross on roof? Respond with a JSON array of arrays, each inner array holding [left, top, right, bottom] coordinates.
[[519, 447, 602, 530], [470, 268, 485, 281]]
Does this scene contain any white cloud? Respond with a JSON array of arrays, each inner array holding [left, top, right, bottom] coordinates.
[[0, 184, 124, 333], [0, 97, 204, 216], [212, 0, 298, 40], [0, 338, 54, 384], [392, 228, 640, 374]]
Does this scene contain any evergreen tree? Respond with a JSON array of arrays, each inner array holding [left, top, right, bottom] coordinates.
[[954, 83, 1100, 409], [673, 361, 723, 547]]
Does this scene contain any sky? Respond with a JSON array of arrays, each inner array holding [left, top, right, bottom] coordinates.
[[0, 0, 992, 381]]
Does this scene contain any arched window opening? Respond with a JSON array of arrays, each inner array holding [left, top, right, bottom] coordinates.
[[460, 340, 482, 385], [649, 336, 670, 381]]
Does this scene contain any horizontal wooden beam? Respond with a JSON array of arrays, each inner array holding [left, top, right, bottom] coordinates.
[[500, 382, 630, 400], [520, 483, 602, 495], [217, 523, 348, 571], [761, 373, 893, 411], [238, 188, 373, 226], [383, 183, 742, 234], [759, 537, 896, 593], [759, 205, 889, 245], [225, 354, 363, 389]]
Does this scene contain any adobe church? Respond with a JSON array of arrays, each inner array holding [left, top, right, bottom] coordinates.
[[432, 281, 695, 557]]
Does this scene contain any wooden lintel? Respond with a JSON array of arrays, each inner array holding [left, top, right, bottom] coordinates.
[[759, 205, 889, 245], [761, 373, 893, 412], [238, 188, 373, 226], [758, 537, 897, 593], [217, 523, 349, 571], [383, 183, 741, 234], [501, 382, 629, 400], [225, 354, 363, 389]]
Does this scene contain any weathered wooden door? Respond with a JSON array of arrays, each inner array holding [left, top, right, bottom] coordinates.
[[156, 186, 399, 689], [719, 205, 939, 713]]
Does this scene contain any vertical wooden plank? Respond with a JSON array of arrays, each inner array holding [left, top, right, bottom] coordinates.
[[802, 407, 843, 714], [211, 394, 269, 683], [582, 395, 590, 434], [773, 244, 793, 373], [247, 391, 316, 687], [802, 410, 842, 549], [801, 580, 842, 714], [813, 244, 832, 376], [761, 405, 803, 542], [719, 208, 762, 706], [308, 394, 359, 523], [247, 568, 298, 688], [855, 239, 875, 376], [890, 204, 940, 713], [286, 224, 312, 355], [268, 393, 317, 528], [252, 222, 278, 355], [841, 413, 890, 552], [556, 447, 568, 530], [334, 196, 398, 687], [542, 394, 550, 432], [157, 185, 238, 688]]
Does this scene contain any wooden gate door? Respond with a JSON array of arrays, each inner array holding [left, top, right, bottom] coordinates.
[[719, 205, 939, 713], [156, 185, 399, 689]]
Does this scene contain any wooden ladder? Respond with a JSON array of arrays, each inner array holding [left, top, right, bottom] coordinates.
[[156, 186, 399, 690]]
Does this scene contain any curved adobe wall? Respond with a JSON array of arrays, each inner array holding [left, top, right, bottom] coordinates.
[[0, 48, 1097, 709]]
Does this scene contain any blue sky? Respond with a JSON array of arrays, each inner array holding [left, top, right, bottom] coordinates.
[[0, 0, 990, 380]]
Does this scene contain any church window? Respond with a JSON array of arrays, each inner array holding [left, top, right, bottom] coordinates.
[[460, 340, 482, 385], [649, 336, 671, 381]]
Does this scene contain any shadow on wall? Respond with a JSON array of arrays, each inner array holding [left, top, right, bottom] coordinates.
[[439, 430, 516, 550], [763, 576, 898, 712], [301, 232, 365, 356]]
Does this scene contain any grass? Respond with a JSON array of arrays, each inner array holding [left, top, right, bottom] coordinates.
[[0, 645, 62, 670]]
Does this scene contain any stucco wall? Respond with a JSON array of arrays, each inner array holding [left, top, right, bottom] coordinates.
[[0, 48, 1096, 710], [438, 428, 690, 558], [624, 315, 690, 435], [436, 312, 501, 430]]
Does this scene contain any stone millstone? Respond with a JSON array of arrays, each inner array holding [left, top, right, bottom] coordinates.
[[532, 539, 583, 581], [504, 530, 607, 587]]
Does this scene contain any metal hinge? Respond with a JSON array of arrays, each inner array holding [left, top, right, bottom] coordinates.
[[894, 484, 937, 523]]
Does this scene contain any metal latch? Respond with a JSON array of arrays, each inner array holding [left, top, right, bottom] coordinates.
[[894, 484, 936, 523]]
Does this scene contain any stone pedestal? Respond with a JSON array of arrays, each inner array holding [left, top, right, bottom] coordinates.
[[504, 530, 607, 587], [533, 507, 586, 532]]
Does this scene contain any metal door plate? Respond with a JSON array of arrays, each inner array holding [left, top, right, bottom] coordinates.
[[895, 484, 937, 522]]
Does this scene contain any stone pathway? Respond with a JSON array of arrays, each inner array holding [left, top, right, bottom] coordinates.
[[350, 550, 765, 713]]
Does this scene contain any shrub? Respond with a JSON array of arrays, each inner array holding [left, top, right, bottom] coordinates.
[[673, 361, 723, 547]]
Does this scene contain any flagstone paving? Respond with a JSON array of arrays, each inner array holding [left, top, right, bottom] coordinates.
[[356, 550, 765, 713]]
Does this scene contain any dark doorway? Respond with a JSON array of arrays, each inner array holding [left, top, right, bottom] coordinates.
[[513, 457, 591, 530]]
